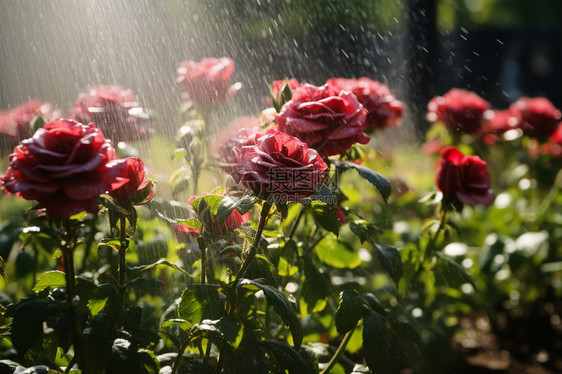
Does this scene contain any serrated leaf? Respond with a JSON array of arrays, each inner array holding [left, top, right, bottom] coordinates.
[[362, 308, 390, 373], [178, 284, 223, 325], [334, 161, 391, 202], [217, 195, 256, 223], [195, 317, 243, 348], [307, 201, 339, 236], [32, 271, 66, 291], [335, 290, 363, 335], [315, 236, 361, 269], [277, 257, 299, 277], [373, 244, 403, 283], [262, 340, 313, 374], [238, 279, 303, 349]]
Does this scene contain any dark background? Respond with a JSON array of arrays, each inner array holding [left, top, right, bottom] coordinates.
[[1, 0, 561, 141]]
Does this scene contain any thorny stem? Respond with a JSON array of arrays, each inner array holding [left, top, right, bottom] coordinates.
[[319, 329, 355, 374], [198, 236, 207, 285], [235, 201, 272, 283]]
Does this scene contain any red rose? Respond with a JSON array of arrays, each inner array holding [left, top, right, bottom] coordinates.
[[544, 122, 562, 158], [436, 146, 494, 207], [218, 125, 277, 176], [188, 194, 250, 235], [109, 157, 151, 204], [275, 84, 368, 157], [427, 88, 490, 134], [0, 100, 61, 143], [477, 109, 518, 144], [177, 57, 242, 106], [327, 78, 403, 131], [236, 131, 328, 202], [509, 97, 561, 138], [69, 85, 150, 142], [1, 119, 128, 218]]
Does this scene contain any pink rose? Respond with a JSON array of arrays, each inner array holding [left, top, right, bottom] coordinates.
[[69, 85, 150, 142], [509, 97, 561, 138], [327, 78, 403, 131], [427, 88, 490, 134], [276, 84, 369, 157], [477, 109, 518, 144], [1, 119, 127, 218], [236, 131, 327, 202], [177, 57, 241, 106], [436, 146, 494, 207], [0, 100, 61, 143], [271, 79, 303, 104]]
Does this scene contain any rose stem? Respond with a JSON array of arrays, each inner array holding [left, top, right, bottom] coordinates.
[[287, 205, 306, 240], [62, 220, 76, 302], [235, 201, 272, 283], [118, 214, 128, 306], [198, 236, 207, 285], [319, 328, 355, 374]]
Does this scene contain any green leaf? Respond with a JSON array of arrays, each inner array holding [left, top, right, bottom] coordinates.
[[217, 195, 256, 223], [334, 160, 391, 202], [161, 318, 192, 331], [195, 317, 243, 348], [301, 255, 330, 313], [335, 290, 363, 335], [31, 114, 46, 133], [88, 298, 108, 317], [10, 298, 60, 354], [123, 278, 164, 291], [262, 340, 314, 374], [78, 313, 117, 374], [436, 252, 477, 289], [239, 279, 303, 349], [307, 201, 339, 236], [32, 271, 66, 291], [362, 308, 390, 373], [178, 284, 223, 324], [373, 244, 403, 283], [192, 194, 224, 216], [130, 179, 154, 205], [277, 256, 299, 277], [128, 258, 192, 278], [315, 236, 362, 269]]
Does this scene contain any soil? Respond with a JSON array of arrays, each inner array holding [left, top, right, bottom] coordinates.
[[454, 299, 562, 374]]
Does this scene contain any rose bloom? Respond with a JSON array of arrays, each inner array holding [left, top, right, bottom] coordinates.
[[477, 109, 518, 144], [276, 84, 369, 157], [509, 97, 561, 139], [1, 119, 128, 218], [188, 194, 250, 235], [0, 100, 61, 143], [427, 88, 490, 134], [109, 157, 152, 205], [326, 77, 403, 131], [236, 131, 327, 201], [177, 57, 242, 106], [436, 146, 494, 207], [218, 125, 277, 176], [69, 85, 150, 142]]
